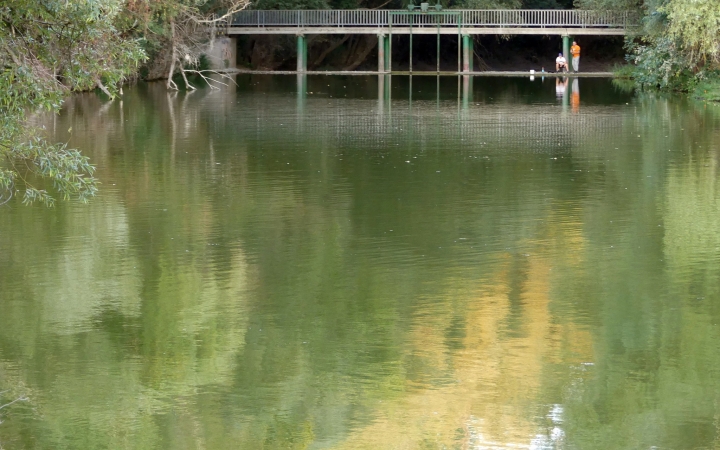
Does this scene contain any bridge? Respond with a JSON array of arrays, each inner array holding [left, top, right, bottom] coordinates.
[[223, 9, 639, 73]]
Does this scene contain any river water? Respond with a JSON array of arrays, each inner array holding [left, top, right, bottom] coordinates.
[[1, 75, 720, 449]]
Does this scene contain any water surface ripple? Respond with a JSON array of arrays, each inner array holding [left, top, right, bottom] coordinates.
[[1, 75, 720, 449]]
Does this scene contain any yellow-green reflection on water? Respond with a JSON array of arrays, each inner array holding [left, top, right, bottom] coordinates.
[[1, 76, 720, 449]]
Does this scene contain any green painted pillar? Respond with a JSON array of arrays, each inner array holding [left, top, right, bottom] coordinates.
[[384, 35, 391, 73], [462, 34, 471, 73], [562, 35, 570, 71], [297, 34, 307, 72]]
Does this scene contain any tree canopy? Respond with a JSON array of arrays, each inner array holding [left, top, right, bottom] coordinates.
[[0, 0, 249, 206], [578, 0, 720, 91]]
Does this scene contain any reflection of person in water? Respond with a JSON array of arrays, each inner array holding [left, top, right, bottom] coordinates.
[[571, 78, 580, 112], [555, 77, 568, 99]]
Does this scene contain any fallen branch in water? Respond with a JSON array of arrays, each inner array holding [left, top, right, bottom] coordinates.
[[182, 69, 236, 90], [0, 395, 29, 426], [0, 396, 28, 412]]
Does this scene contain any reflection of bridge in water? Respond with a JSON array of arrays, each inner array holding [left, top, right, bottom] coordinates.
[[225, 75, 630, 150]]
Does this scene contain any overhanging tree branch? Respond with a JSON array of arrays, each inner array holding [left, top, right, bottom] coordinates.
[[165, 0, 249, 91]]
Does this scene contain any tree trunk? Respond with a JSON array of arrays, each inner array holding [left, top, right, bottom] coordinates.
[[310, 35, 350, 69], [344, 36, 361, 66], [166, 20, 177, 89]]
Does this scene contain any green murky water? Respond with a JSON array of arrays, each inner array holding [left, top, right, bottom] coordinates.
[[2, 75, 720, 449]]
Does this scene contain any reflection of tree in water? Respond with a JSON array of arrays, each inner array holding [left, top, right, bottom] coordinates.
[[2, 85, 720, 448]]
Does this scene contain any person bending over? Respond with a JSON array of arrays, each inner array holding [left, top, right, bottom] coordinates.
[[555, 53, 567, 73]]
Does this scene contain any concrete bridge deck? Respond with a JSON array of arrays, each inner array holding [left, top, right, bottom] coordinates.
[[227, 26, 628, 36], [227, 9, 638, 35]]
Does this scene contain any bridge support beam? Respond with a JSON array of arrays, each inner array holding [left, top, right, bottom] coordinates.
[[462, 34, 473, 73], [378, 34, 385, 72], [297, 34, 307, 72], [562, 35, 571, 70]]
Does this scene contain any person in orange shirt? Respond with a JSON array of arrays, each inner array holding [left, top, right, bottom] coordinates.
[[570, 41, 581, 72]]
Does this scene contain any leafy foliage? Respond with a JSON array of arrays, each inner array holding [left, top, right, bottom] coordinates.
[[449, 0, 522, 9], [593, 0, 720, 92], [573, 0, 643, 10], [0, 0, 145, 205], [252, 0, 331, 9], [626, 36, 699, 91], [662, 0, 720, 68]]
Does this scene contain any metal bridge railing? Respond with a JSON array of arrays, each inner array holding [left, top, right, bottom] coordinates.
[[230, 9, 639, 29]]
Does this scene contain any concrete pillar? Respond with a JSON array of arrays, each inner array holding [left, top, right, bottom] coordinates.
[[378, 75, 389, 114], [384, 36, 391, 72], [462, 34, 472, 73], [297, 34, 307, 72], [378, 74, 384, 108], [469, 36, 474, 72], [378, 34, 385, 73], [562, 35, 570, 70], [462, 75, 473, 109], [409, 30, 413, 73], [205, 36, 237, 70], [297, 74, 307, 110]]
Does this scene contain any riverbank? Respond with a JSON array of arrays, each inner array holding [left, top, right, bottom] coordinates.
[[614, 64, 720, 102], [694, 79, 720, 102]]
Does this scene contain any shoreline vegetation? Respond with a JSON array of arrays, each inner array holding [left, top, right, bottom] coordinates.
[[1, 0, 719, 206], [693, 80, 720, 103]]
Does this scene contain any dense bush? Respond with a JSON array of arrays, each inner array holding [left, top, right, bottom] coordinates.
[[608, 0, 720, 93]]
